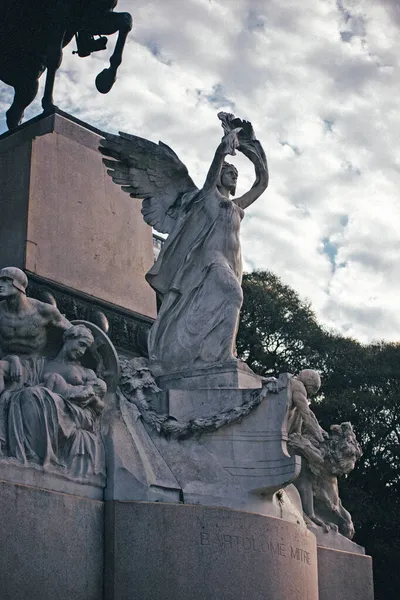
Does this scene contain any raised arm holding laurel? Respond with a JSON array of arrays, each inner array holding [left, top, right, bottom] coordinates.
[[100, 113, 268, 372]]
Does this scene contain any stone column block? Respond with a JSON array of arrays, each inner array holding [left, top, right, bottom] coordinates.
[[105, 501, 318, 600], [0, 480, 104, 600], [0, 110, 156, 319], [317, 546, 374, 600]]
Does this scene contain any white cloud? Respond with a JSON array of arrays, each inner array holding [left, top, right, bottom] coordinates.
[[1, 0, 400, 343]]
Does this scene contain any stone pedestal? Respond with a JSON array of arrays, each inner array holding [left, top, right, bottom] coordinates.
[[0, 111, 375, 600], [307, 517, 374, 599], [317, 546, 374, 600], [0, 480, 104, 600], [156, 361, 262, 390], [0, 109, 156, 320], [104, 501, 319, 600]]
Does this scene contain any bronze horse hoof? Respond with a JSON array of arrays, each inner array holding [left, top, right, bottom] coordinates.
[[95, 68, 116, 94]]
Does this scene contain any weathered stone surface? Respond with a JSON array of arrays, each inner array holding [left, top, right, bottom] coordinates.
[[102, 392, 181, 502], [105, 501, 318, 600], [0, 459, 104, 499], [119, 367, 301, 517], [0, 111, 156, 319], [289, 420, 362, 540], [156, 361, 262, 391], [0, 268, 124, 489], [317, 546, 374, 600], [0, 274, 113, 483], [313, 527, 365, 554], [286, 371, 362, 541], [0, 480, 104, 600], [166, 387, 255, 421]]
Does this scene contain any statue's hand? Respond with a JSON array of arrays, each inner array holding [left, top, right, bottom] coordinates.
[[81, 385, 95, 399], [9, 355, 22, 382], [71, 385, 95, 405], [219, 128, 242, 156]]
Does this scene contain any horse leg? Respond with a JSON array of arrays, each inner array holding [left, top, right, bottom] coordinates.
[[91, 12, 133, 94], [41, 29, 66, 113], [6, 78, 40, 130]]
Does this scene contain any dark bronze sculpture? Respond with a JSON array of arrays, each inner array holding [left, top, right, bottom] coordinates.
[[0, 0, 133, 129]]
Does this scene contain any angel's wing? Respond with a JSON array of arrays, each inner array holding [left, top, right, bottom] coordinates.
[[99, 131, 198, 234]]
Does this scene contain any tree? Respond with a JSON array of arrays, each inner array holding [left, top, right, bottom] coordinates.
[[237, 271, 327, 375], [237, 270, 400, 600]]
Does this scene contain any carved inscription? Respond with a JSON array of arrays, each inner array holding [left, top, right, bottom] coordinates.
[[200, 532, 312, 566]]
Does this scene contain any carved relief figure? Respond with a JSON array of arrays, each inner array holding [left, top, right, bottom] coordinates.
[[289, 423, 362, 539], [0, 0, 133, 128], [287, 369, 326, 442], [287, 370, 362, 539], [43, 324, 106, 417], [43, 325, 107, 418], [100, 113, 269, 372], [0, 267, 70, 381], [1, 325, 106, 477], [0, 268, 108, 478]]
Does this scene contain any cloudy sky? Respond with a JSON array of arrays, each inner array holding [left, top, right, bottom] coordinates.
[[1, 0, 399, 343]]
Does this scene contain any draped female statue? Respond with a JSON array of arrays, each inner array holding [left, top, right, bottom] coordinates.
[[100, 113, 269, 373], [0, 270, 113, 479], [0, 323, 107, 478]]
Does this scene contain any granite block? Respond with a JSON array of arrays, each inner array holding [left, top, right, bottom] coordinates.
[[317, 546, 374, 600], [0, 111, 156, 319], [105, 501, 318, 600], [0, 480, 104, 600]]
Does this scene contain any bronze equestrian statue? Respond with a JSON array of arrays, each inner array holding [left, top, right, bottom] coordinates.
[[0, 0, 132, 129]]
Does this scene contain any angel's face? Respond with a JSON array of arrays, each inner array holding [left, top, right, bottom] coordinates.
[[220, 165, 238, 195]]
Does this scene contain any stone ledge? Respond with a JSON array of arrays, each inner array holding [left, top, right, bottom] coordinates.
[[0, 458, 104, 500], [156, 360, 262, 390]]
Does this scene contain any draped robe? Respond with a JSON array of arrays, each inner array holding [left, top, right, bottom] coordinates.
[[146, 190, 245, 372], [0, 356, 104, 478]]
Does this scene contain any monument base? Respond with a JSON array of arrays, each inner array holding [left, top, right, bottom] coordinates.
[[0, 458, 104, 500], [104, 501, 319, 600], [156, 360, 262, 390], [317, 546, 374, 600], [0, 480, 103, 600]]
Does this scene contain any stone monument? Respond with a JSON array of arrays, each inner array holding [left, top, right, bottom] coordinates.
[[0, 48, 373, 600], [98, 113, 373, 599], [0, 110, 155, 600]]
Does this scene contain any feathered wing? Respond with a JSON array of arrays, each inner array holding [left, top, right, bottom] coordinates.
[[99, 131, 198, 234]]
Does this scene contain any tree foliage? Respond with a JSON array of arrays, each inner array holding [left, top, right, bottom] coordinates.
[[237, 270, 400, 600]]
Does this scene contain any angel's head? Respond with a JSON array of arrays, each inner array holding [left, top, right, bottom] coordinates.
[[218, 162, 238, 197]]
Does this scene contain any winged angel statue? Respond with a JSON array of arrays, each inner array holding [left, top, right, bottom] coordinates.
[[100, 113, 269, 372]]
